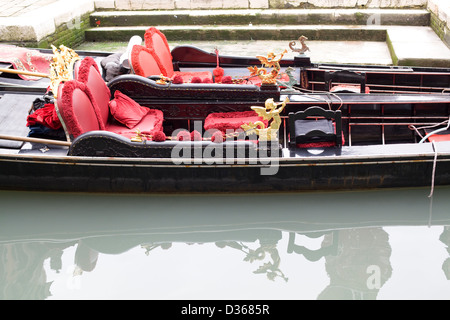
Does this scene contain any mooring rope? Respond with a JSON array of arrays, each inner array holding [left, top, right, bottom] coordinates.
[[428, 140, 438, 198]]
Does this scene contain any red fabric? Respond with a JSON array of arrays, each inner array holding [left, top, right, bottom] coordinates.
[[295, 123, 345, 148], [60, 80, 105, 138], [204, 111, 269, 134], [427, 134, 450, 142], [211, 131, 224, 143], [26, 103, 61, 130], [171, 71, 212, 83], [76, 57, 111, 126], [144, 27, 213, 82], [144, 27, 174, 76], [176, 130, 191, 141], [297, 141, 337, 148], [330, 84, 370, 94], [130, 45, 163, 77], [76, 56, 101, 83], [172, 74, 183, 84], [0, 45, 53, 80], [191, 130, 202, 141], [109, 90, 151, 129], [59, 80, 164, 139], [213, 67, 224, 77], [152, 130, 166, 141], [221, 76, 232, 84], [105, 108, 164, 138]]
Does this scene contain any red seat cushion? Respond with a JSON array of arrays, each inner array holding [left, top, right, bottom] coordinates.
[[76, 56, 111, 126], [59, 80, 105, 138], [144, 27, 213, 82], [106, 109, 164, 139], [106, 90, 164, 137], [144, 27, 174, 77], [109, 90, 151, 129], [425, 128, 450, 143], [130, 45, 163, 77], [58, 80, 164, 140], [204, 111, 269, 134]]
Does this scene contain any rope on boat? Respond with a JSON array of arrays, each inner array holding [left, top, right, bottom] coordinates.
[[292, 86, 344, 110], [408, 117, 450, 143], [429, 141, 438, 198], [418, 119, 450, 143], [409, 117, 450, 198]]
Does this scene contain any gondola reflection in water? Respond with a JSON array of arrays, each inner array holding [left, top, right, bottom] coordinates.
[[0, 187, 449, 300]]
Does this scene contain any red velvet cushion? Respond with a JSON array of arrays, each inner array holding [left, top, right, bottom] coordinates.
[[144, 27, 213, 82], [109, 90, 152, 129], [173, 70, 213, 83], [59, 80, 105, 138], [204, 111, 269, 134], [106, 109, 164, 139], [144, 27, 174, 77], [76, 56, 111, 126], [130, 45, 163, 77]]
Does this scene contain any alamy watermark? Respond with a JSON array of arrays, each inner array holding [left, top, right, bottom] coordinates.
[[170, 121, 280, 176], [366, 264, 382, 290]]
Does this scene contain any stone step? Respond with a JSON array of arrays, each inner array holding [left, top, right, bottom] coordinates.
[[85, 24, 389, 42], [387, 26, 450, 68], [84, 25, 450, 68], [90, 8, 430, 28]]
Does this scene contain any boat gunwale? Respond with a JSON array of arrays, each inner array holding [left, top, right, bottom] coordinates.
[[1, 141, 450, 167]]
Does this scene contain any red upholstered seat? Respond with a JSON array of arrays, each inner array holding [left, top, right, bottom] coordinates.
[[75, 56, 111, 126], [130, 45, 162, 77], [58, 57, 165, 140], [143, 27, 212, 82], [204, 111, 269, 134], [59, 80, 105, 138]]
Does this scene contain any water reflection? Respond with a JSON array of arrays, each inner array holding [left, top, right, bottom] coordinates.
[[0, 187, 450, 300]]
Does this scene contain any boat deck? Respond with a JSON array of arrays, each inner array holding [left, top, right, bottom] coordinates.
[[1, 88, 450, 161]]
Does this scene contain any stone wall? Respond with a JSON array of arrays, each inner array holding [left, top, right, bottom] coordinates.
[[428, 0, 450, 47], [269, 0, 427, 8], [94, 0, 427, 10]]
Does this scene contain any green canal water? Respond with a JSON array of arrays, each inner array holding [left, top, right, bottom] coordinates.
[[1, 186, 449, 300]]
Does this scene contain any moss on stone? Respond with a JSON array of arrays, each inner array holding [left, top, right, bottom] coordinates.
[[386, 32, 399, 66]]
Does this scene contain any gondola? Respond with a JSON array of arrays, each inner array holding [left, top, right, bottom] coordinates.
[[0, 27, 450, 193]]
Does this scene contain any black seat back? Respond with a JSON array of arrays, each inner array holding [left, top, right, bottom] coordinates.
[[288, 107, 342, 148], [324, 70, 366, 93]]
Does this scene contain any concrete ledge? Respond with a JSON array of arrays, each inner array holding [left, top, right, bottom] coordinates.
[[387, 26, 450, 67], [0, 0, 94, 46]]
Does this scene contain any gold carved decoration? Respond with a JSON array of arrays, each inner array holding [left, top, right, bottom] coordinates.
[[241, 97, 290, 141], [49, 45, 80, 98], [155, 74, 171, 85], [247, 49, 287, 85]]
